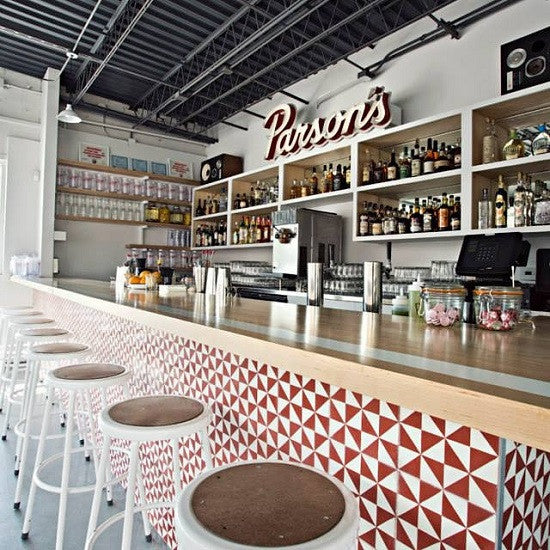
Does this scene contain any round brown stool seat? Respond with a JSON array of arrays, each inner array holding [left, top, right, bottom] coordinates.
[[52, 363, 125, 381], [176, 461, 359, 550], [108, 395, 204, 427], [20, 327, 70, 338], [31, 342, 89, 355]]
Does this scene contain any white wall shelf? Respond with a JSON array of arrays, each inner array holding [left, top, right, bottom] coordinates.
[[194, 211, 228, 221], [192, 242, 273, 251], [472, 153, 550, 177], [355, 231, 466, 243]]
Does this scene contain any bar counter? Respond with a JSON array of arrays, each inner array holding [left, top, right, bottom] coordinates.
[[13, 277, 550, 549]]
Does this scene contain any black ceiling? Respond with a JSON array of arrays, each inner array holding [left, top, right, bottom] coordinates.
[[0, 0, 513, 144]]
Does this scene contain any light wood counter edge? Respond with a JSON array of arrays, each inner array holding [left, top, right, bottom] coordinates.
[[18, 278, 549, 452]]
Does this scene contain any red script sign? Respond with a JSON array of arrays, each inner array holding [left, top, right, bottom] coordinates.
[[263, 87, 392, 161]]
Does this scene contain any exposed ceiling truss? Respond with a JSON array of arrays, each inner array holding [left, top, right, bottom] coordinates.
[[0, 0, 524, 144]]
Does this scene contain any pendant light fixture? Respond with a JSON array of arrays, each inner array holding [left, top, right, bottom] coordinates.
[[57, 103, 81, 124]]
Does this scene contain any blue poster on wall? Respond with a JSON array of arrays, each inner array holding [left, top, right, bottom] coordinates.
[[110, 155, 129, 169], [131, 158, 149, 172]]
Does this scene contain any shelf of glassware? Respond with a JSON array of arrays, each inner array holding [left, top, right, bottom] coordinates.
[[58, 159, 198, 186], [354, 230, 467, 243], [191, 242, 273, 251], [56, 186, 192, 208], [55, 215, 188, 230]]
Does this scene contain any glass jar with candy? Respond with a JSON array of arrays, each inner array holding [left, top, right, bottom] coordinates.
[[473, 286, 523, 331], [421, 285, 465, 327]]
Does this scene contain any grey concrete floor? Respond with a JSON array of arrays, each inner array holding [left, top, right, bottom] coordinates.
[[0, 402, 168, 550]]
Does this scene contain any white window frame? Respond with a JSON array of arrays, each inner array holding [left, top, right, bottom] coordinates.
[[0, 157, 7, 275]]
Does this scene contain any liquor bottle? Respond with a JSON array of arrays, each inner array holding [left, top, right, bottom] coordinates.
[[397, 208, 409, 234], [387, 149, 398, 181], [410, 198, 423, 233], [482, 118, 499, 164], [507, 196, 515, 228], [362, 149, 374, 185], [310, 167, 319, 194], [249, 216, 257, 244], [345, 162, 352, 188], [503, 129, 525, 160], [478, 188, 493, 229], [195, 199, 203, 217], [438, 192, 450, 231], [434, 142, 450, 172], [399, 147, 411, 179], [239, 193, 248, 209], [532, 124, 550, 155], [333, 164, 344, 190], [238, 218, 247, 244], [373, 160, 384, 183], [534, 188, 550, 225], [326, 163, 334, 192], [359, 202, 369, 236], [524, 177, 534, 226], [452, 139, 461, 168], [514, 177, 526, 228], [371, 205, 382, 236], [450, 196, 461, 231], [219, 187, 228, 212], [494, 175, 508, 228], [423, 139, 434, 174], [422, 197, 434, 233], [254, 181, 262, 205], [234, 193, 241, 209], [300, 179, 310, 197], [289, 180, 299, 199], [411, 147, 421, 178]]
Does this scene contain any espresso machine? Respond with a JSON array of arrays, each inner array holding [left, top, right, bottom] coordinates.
[[272, 208, 343, 277]]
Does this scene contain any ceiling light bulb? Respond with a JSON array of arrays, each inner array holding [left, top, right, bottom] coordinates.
[[57, 103, 81, 124]]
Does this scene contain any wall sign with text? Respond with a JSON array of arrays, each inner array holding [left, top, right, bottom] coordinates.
[[263, 87, 392, 161]]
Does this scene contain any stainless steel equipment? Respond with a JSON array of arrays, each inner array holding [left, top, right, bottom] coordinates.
[[307, 263, 324, 306], [272, 208, 343, 277], [363, 261, 382, 313]]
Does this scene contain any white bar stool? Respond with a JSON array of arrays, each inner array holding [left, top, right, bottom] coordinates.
[[13, 342, 91, 510], [22, 363, 131, 550], [175, 461, 359, 550], [86, 395, 214, 550], [0, 316, 55, 411], [1, 327, 72, 441]]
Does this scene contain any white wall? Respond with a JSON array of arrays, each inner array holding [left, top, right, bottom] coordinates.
[[56, 128, 207, 280], [207, 0, 550, 268], [0, 69, 43, 304]]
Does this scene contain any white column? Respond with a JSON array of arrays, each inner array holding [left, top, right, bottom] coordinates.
[[38, 67, 60, 277]]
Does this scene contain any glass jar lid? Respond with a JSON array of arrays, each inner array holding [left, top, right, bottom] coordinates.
[[473, 286, 523, 296], [423, 284, 466, 295]]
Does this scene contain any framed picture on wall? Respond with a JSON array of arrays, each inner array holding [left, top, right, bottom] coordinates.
[[79, 143, 109, 165], [168, 159, 194, 179], [110, 155, 129, 170], [151, 161, 168, 175], [131, 158, 149, 172]]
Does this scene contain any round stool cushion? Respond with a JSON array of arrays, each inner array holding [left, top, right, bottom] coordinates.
[[190, 462, 346, 547], [20, 327, 69, 337], [12, 317, 54, 325], [32, 342, 89, 354], [109, 396, 203, 427], [52, 363, 125, 381]]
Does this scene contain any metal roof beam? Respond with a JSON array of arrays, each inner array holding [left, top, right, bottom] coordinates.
[[133, 0, 330, 128], [71, 0, 153, 104]]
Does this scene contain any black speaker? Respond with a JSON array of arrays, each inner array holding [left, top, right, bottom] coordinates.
[[200, 154, 243, 184], [501, 26, 550, 95]]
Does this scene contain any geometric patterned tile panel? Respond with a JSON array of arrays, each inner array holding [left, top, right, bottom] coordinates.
[[501, 440, 550, 550], [33, 292, 519, 549]]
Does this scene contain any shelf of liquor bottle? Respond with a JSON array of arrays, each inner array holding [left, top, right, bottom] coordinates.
[[357, 169, 462, 199], [56, 186, 192, 208], [193, 211, 228, 221], [231, 203, 279, 215], [58, 159, 198, 186], [354, 230, 466, 243], [191, 242, 273, 251], [471, 152, 550, 177], [125, 244, 190, 251], [468, 225, 550, 236], [56, 215, 189, 230], [282, 188, 353, 206]]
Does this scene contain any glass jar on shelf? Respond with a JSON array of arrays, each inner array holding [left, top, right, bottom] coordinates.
[[503, 129, 526, 160], [158, 204, 171, 224], [474, 286, 523, 331], [170, 206, 184, 224], [421, 285, 465, 327], [482, 118, 499, 164]]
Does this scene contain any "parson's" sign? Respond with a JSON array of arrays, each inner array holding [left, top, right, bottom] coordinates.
[[263, 86, 393, 161]]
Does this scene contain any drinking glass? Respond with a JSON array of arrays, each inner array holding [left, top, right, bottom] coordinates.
[[133, 203, 142, 222], [82, 171, 93, 190], [109, 175, 121, 194], [134, 178, 144, 196], [122, 177, 134, 195], [103, 198, 111, 219], [119, 201, 126, 221], [96, 173, 107, 192], [146, 180, 157, 198], [87, 197, 96, 218], [111, 200, 119, 220], [78, 196, 86, 217]]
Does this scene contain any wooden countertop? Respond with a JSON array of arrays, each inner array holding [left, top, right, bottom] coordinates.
[[15, 277, 550, 451]]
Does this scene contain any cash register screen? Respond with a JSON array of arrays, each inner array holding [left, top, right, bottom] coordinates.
[[456, 233, 524, 278]]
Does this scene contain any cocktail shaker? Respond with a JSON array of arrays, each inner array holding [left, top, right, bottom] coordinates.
[[193, 266, 207, 293], [363, 261, 382, 313]]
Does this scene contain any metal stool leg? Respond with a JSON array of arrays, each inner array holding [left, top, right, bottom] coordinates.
[[21, 386, 55, 538], [121, 441, 139, 550], [1, 339, 23, 439], [136, 458, 153, 542]]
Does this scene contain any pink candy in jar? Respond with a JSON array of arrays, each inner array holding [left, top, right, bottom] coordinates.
[[425, 303, 461, 327], [422, 286, 465, 328], [474, 287, 523, 332]]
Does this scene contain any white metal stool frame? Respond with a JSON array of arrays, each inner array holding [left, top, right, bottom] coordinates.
[[85, 396, 214, 550], [1, 329, 73, 441], [175, 460, 360, 550], [22, 366, 132, 550], [0, 310, 44, 410], [13, 344, 92, 509]]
